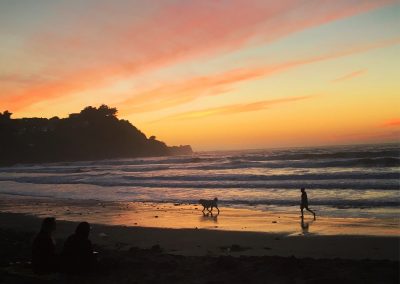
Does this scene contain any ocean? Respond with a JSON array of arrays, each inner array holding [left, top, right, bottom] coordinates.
[[0, 143, 399, 219]]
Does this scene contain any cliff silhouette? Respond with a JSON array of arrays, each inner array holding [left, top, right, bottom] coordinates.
[[0, 105, 192, 166]]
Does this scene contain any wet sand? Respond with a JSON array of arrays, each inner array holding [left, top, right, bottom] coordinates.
[[0, 194, 399, 283], [0, 212, 399, 260], [0, 213, 399, 284], [0, 194, 399, 237], [0, 194, 399, 260]]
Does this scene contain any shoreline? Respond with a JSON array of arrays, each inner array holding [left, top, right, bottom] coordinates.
[[0, 212, 399, 261], [1, 202, 399, 283], [0, 192, 399, 261], [1, 216, 398, 284], [0, 193, 398, 238]]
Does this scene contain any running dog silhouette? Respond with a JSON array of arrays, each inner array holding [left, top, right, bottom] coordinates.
[[199, 198, 220, 214]]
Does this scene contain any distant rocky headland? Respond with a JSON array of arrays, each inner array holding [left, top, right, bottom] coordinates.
[[0, 105, 192, 166]]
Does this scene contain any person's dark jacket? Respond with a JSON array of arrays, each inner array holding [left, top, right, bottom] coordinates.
[[62, 233, 95, 274], [32, 232, 57, 274]]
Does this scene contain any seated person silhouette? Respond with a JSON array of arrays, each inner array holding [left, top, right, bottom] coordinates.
[[32, 217, 58, 274], [300, 187, 316, 220], [62, 222, 96, 274]]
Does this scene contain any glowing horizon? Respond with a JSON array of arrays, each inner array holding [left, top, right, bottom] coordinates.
[[1, 0, 399, 150]]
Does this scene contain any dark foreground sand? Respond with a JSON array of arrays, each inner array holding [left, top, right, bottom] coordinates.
[[0, 212, 399, 284]]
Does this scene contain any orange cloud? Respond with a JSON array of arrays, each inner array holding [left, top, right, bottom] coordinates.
[[328, 130, 400, 144], [1, 0, 393, 113], [118, 68, 267, 114], [152, 95, 313, 122], [332, 69, 367, 82], [118, 37, 400, 114], [382, 118, 400, 127]]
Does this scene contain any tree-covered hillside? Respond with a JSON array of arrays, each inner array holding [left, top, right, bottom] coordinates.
[[0, 105, 192, 165]]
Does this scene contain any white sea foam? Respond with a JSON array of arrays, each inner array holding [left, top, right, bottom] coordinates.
[[0, 143, 399, 218]]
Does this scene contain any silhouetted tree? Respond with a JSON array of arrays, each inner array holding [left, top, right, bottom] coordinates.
[[0, 105, 192, 166], [0, 110, 12, 120], [98, 104, 117, 117]]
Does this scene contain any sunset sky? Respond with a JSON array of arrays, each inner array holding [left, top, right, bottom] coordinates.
[[1, 0, 399, 150]]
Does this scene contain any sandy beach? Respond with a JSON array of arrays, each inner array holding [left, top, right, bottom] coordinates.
[[0, 194, 399, 283], [0, 211, 399, 260], [0, 193, 399, 259], [1, 193, 399, 236]]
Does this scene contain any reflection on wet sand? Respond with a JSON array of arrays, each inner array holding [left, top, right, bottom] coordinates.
[[1, 194, 399, 236], [200, 211, 219, 223], [300, 216, 315, 235]]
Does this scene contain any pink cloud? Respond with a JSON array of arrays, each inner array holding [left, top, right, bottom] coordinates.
[[0, 0, 394, 112], [152, 95, 313, 122], [332, 69, 367, 82], [118, 37, 399, 114]]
